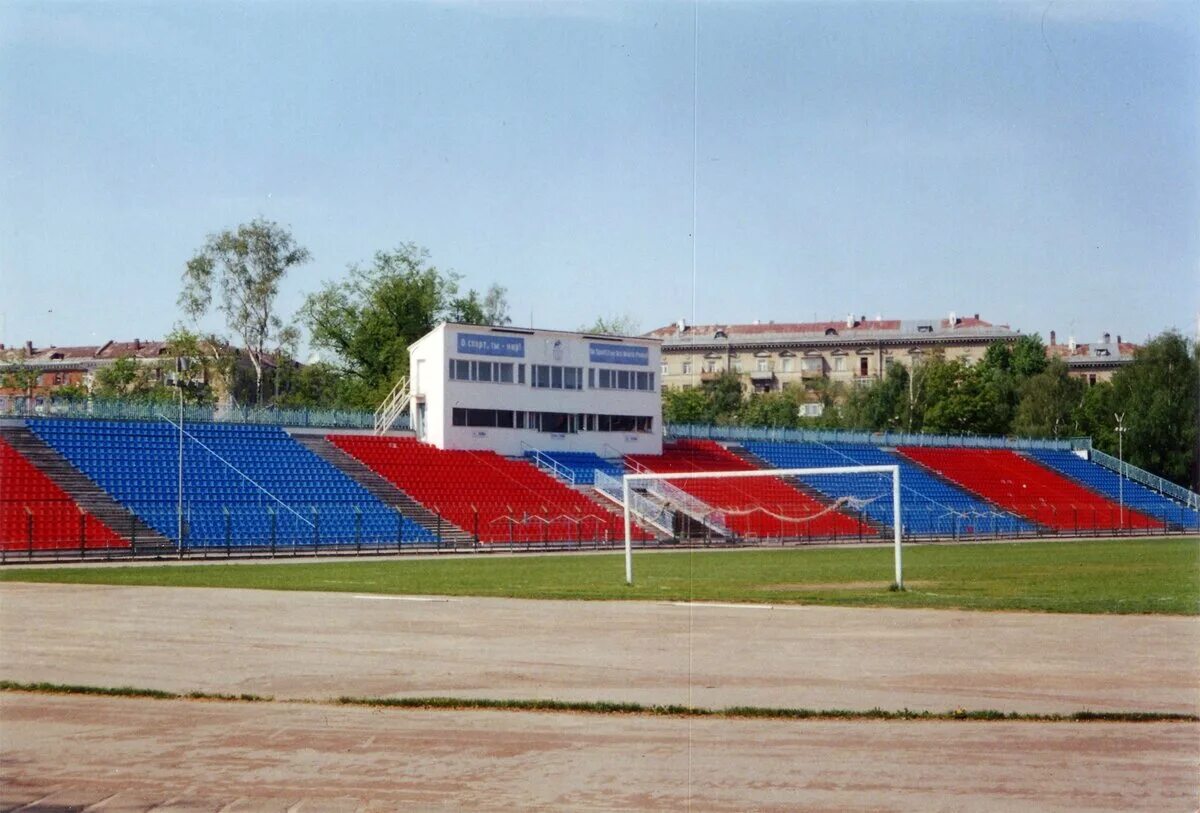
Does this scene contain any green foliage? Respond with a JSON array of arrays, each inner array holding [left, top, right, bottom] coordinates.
[[662, 386, 708, 424], [3, 538, 1196, 614], [299, 244, 503, 408], [92, 357, 176, 404], [1011, 359, 1083, 438], [1105, 331, 1198, 486], [580, 314, 641, 336], [841, 363, 909, 431], [180, 218, 311, 405], [739, 388, 806, 428], [0, 352, 39, 397]]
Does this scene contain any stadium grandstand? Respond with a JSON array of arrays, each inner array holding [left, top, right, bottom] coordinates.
[[1, 322, 1195, 560]]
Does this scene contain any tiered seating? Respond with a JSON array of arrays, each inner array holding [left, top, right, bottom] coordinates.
[[29, 420, 432, 548], [899, 447, 1160, 532], [0, 437, 125, 551], [524, 451, 625, 485], [627, 439, 865, 540], [1028, 450, 1199, 530], [743, 441, 1033, 537], [330, 436, 647, 543]]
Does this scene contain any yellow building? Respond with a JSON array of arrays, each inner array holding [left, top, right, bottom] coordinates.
[[649, 313, 1022, 394]]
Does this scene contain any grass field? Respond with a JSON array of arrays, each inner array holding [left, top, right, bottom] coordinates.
[[3, 537, 1197, 614]]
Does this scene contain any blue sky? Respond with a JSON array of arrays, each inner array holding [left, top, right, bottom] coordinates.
[[1, 1, 1196, 355]]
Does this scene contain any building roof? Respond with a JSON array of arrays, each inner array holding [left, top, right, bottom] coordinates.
[[648, 314, 1019, 349], [0, 339, 285, 370], [1046, 338, 1138, 368]]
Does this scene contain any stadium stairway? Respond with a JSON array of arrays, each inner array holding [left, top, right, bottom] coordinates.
[[28, 419, 435, 549], [293, 433, 473, 546], [328, 435, 651, 544], [723, 443, 887, 535], [627, 439, 868, 541], [740, 440, 1034, 538], [1025, 450, 1199, 531], [898, 447, 1161, 533], [0, 425, 167, 551]]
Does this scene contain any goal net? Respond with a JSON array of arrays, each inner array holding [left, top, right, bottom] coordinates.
[[618, 464, 903, 588]]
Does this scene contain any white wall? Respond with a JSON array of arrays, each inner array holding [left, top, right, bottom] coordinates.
[[409, 323, 663, 457]]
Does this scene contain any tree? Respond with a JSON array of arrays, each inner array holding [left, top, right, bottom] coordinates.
[[841, 363, 909, 431], [662, 386, 708, 425], [1, 351, 39, 405], [482, 284, 512, 326], [702, 372, 745, 424], [740, 388, 805, 428], [163, 327, 227, 405], [300, 244, 502, 407], [180, 218, 311, 405], [1104, 331, 1198, 486], [1011, 359, 1083, 438], [581, 315, 641, 336]]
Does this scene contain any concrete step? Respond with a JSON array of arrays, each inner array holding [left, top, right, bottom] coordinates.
[[0, 425, 172, 550], [291, 433, 474, 545]]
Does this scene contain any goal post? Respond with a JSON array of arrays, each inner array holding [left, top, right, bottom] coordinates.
[[622, 464, 903, 589]]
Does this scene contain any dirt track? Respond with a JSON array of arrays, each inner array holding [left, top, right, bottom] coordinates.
[[2, 692, 1197, 812], [3, 582, 1199, 811], [1, 582, 1196, 714]]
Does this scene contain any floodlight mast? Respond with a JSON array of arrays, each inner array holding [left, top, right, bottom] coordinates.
[[622, 465, 903, 588]]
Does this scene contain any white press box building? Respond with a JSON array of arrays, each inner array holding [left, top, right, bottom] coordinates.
[[407, 323, 663, 457]]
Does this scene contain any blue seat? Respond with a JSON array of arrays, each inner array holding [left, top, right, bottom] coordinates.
[[28, 418, 435, 548], [742, 441, 1033, 538]]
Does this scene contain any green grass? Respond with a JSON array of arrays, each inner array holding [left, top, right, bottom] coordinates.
[[3, 681, 1193, 722], [2, 537, 1197, 614]]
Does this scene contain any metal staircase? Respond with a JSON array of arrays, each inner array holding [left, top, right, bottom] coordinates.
[[291, 433, 473, 545], [373, 376, 410, 435], [0, 425, 171, 552]]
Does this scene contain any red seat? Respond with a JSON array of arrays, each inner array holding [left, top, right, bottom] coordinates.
[[327, 435, 650, 544], [0, 438, 126, 551], [898, 447, 1159, 532], [627, 440, 866, 540]]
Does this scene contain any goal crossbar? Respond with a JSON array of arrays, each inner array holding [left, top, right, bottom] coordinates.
[[622, 465, 903, 588]]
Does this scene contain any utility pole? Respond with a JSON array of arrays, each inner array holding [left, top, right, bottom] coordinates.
[[1114, 412, 1126, 531]]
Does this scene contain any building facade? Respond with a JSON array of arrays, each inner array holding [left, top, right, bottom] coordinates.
[[650, 313, 1022, 394], [408, 323, 663, 456], [0, 339, 171, 411], [1046, 331, 1137, 385]]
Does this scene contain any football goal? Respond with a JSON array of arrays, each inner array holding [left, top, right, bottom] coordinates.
[[620, 464, 904, 588]]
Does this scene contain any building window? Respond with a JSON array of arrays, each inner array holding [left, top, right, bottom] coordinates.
[[859, 357, 869, 377], [532, 364, 583, 390], [449, 358, 518, 384], [593, 368, 655, 392], [833, 357, 846, 372], [756, 358, 768, 373], [661, 361, 669, 376], [781, 358, 793, 373], [681, 361, 692, 375]]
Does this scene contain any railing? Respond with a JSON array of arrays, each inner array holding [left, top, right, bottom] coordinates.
[[643, 477, 731, 537], [1, 398, 390, 430], [373, 376, 410, 435], [594, 471, 676, 536], [1090, 448, 1200, 509], [521, 444, 577, 486], [665, 423, 1088, 451]]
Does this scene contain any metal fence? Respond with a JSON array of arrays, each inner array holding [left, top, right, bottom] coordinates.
[[1, 399, 404, 431], [665, 423, 1089, 451], [1089, 448, 1200, 510]]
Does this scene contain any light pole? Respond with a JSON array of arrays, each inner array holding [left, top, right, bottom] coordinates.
[[173, 357, 191, 556], [1114, 412, 1126, 532]]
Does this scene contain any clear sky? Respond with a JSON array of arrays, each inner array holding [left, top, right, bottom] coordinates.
[[2, 1, 1196, 354]]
